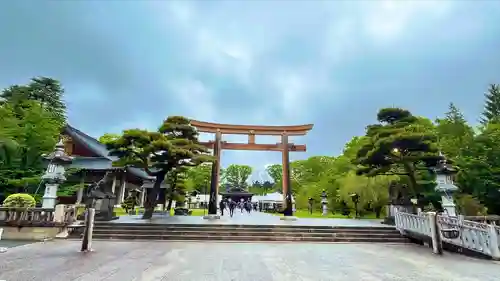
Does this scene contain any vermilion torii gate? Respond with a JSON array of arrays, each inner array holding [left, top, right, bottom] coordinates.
[[190, 120, 313, 217]]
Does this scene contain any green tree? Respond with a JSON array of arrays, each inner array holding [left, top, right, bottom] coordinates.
[[265, 164, 282, 189], [0, 101, 62, 199], [165, 166, 188, 211], [249, 180, 274, 195], [221, 164, 252, 189], [435, 103, 474, 159], [337, 172, 396, 218], [184, 163, 212, 193], [355, 108, 442, 198], [1, 77, 66, 125], [107, 116, 211, 219], [481, 84, 500, 124], [98, 133, 120, 145], [457, 122, 500, 214]]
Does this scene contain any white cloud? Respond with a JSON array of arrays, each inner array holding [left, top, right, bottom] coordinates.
[[167, 79, 216, 122], [361, 0, 454, 45]]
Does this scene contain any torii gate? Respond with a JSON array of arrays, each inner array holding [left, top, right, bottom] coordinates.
[[190, 120, 313, 217]]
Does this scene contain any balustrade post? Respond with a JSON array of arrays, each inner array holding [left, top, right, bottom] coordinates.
[[428, 212, 443, 255], [487, 225, 500, 260]]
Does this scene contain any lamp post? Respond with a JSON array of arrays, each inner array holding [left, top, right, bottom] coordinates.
[[350, 193, 359, 218], [321, 189, 328, 216], [308, 197, 314, 214], [41, 140, 73, 209]]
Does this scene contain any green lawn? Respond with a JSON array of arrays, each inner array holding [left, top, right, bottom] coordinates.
[[273, 209, 379, 219]]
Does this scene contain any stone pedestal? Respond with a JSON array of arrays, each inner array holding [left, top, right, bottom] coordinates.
[[54, 204, 66, 223], [441, 195, 457, 217], [42, 184, 59, 209], [322, 203, 327, 216]]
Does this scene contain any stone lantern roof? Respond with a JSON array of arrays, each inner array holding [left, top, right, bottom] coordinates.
[[42, 139, 74, 164], [432, 152, 457, 175]]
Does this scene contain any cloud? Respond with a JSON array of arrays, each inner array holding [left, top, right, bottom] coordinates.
[[1, 0, 499, 180]]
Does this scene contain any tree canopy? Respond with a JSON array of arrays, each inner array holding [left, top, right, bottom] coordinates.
[[0, 78, 66, 203], [221, 164, 253, 189], [107, 116, 212, 219]]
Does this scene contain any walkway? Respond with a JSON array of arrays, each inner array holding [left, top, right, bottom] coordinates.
[[0, 240, 498, 281], [111, 211, 390, 228]]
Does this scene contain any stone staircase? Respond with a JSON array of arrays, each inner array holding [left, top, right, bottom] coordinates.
[[74, 222, 409, 243]]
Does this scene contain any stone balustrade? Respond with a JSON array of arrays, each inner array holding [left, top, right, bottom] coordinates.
[[395, 210, 500, 260], [464, 215, 500, 225], [0, 204, 77, 226], [0, 204, 81, 241]]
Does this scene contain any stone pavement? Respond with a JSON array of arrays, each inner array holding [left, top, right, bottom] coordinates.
[[112, 211, 390, 228], [0, 240, 498, 281]]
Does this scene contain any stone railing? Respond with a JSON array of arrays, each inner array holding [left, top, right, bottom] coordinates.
[[395, 210, 500, 260], [395, 211, 432, 237], [437, 215, 500, 258], [464, 215, 500, 226], [0, 207, 56, 226], [0, 204, 78, 227]]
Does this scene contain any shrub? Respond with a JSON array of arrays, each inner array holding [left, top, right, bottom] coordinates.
[[121, 195, 137, 213], [3, 193, 36, 208], [455, 194, 488, 216]]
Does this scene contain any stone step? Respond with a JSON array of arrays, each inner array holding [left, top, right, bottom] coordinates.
[[91, 229, 402, 238], [93, 225, 398, 233], [94, 222, 394, 230], [90, 233, 409, 243]]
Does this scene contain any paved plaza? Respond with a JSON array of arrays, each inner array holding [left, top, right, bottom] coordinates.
[[0, 240, 498, 281]]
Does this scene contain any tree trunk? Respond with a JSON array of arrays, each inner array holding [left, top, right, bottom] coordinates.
[[403, 163, 418, 196], [142, 172, 166, 219], [166, 197, 174, 212]]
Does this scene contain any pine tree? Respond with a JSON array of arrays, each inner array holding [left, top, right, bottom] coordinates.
[[481, 84, 500, 125]]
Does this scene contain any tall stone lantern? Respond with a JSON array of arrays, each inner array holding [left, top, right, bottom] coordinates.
[[41, 140, 74, 209], [433, 154, 459, 217], [320, 190, 328, 216]]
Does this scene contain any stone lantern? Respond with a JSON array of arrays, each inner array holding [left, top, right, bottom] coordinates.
[[433, 153, 459, 217], [350, 193, 360, 218], [320, 190, 328, 216], [308, 197, 314, 214], [41, 140, 74, 209]]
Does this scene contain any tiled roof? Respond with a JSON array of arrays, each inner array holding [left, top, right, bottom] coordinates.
[[64, 125, 152, 179]]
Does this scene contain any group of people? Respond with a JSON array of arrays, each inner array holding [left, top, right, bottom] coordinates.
[[219, 198, 257, 217]]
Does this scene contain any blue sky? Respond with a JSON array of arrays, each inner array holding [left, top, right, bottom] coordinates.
[[1, 1, 500, 181]]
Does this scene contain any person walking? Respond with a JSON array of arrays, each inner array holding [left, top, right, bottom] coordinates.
[[229, 199, 236, 217], [219, 199, 226, 216]]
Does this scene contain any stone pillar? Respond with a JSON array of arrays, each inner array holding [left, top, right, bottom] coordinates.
[[119, 178, 126, 204], [488, 225, 500, 260], [281, 133, 293, 216], [54, 204, 66, 223], [76, 172, 85, 205], [42, 183, 58, 209], [140, 189, 146, 207], [81, 208, 95, 252], [208, 130, 221, 215], [111, 174, 117, 195], [428, 212, 443, 255]]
